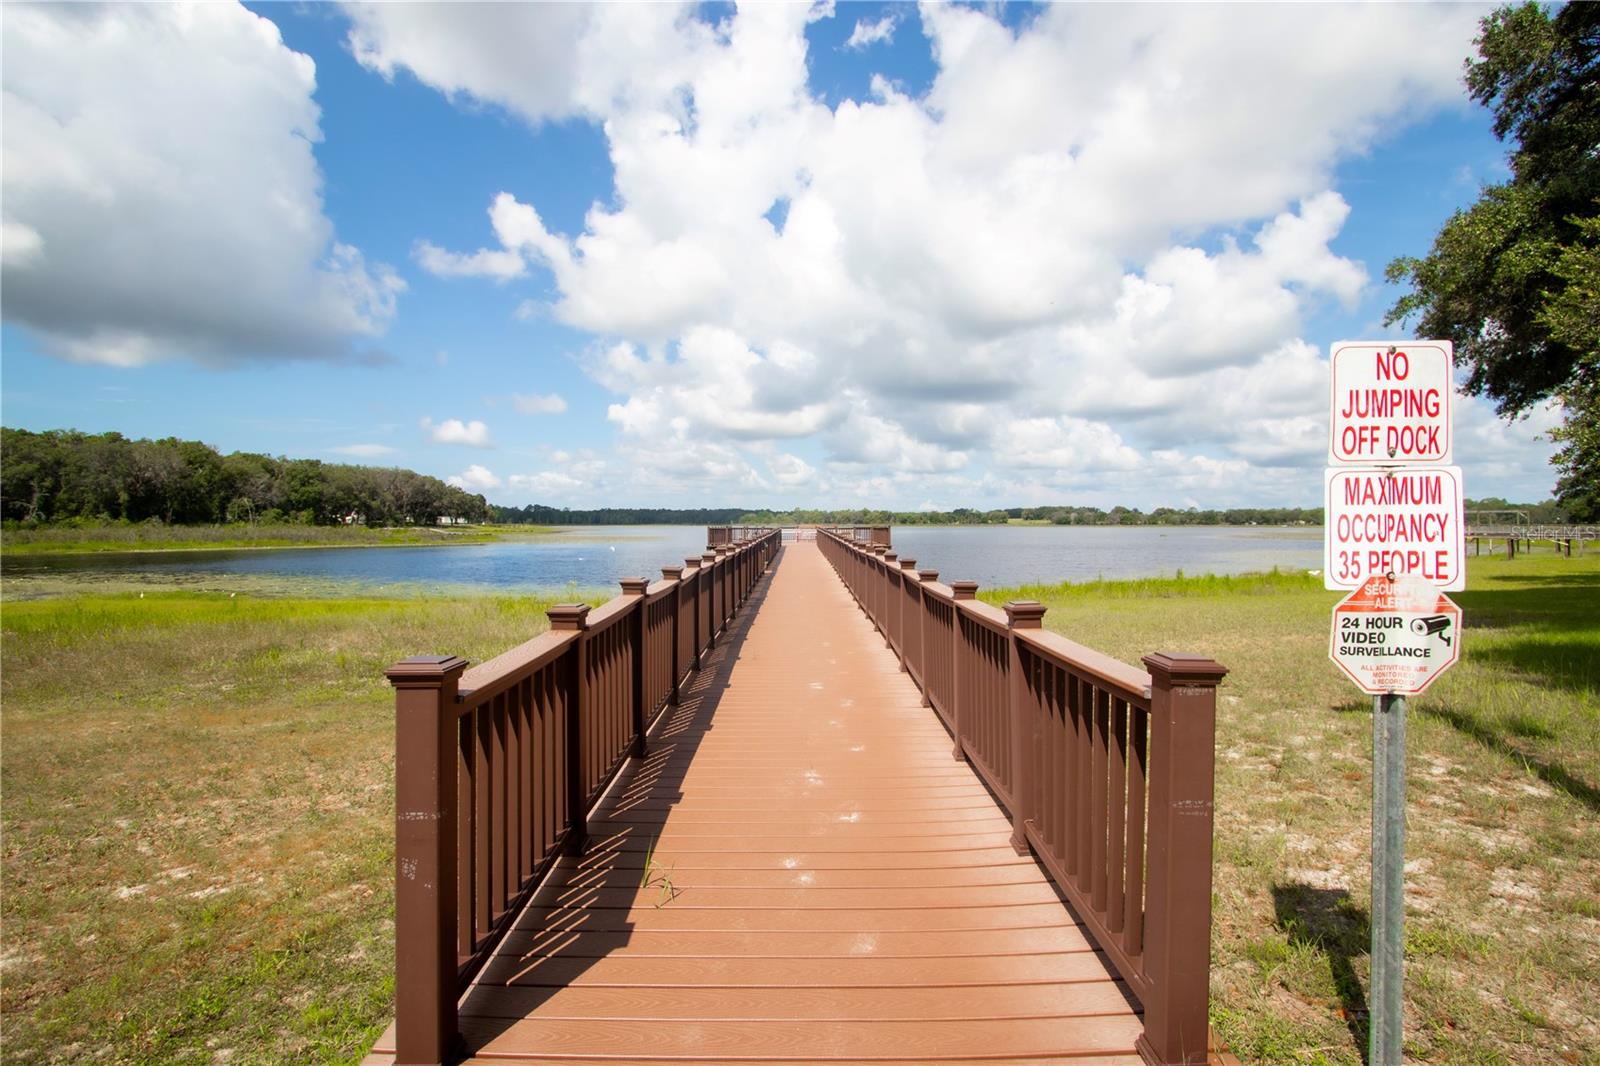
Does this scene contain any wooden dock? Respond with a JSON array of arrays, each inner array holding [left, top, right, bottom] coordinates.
[[370, 532, 1233, 1065]]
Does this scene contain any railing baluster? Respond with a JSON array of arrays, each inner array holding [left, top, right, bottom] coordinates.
[[456, 712, 473, 965], [474, 702, 492, 937], [1091, 685, 1109, 914], [1108, 696, 1127, 935], [1127, 701, 1148, 959], [1064, 675, 1080, 879], [1051, 664, 1067, 861]]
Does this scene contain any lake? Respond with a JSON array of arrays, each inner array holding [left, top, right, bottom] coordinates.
[[4, 525, 1323, 595]]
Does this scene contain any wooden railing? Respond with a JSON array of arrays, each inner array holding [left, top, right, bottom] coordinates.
[[385, 530, 781, 1065], [818, 528, 1227, 1066]]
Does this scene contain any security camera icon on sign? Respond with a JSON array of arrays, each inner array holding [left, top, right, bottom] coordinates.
[[1410, 615, 1453, 646]]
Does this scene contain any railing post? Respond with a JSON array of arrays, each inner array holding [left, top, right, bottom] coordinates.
[[1137, 652, 1228, 1066], [663, 567, 684, 703], [548, 604, 591, 856], [950, 581, 977, 761], [1004, 601, 1045, 856], [386, 654, 470, 1066], [620, 578, 649, 757]]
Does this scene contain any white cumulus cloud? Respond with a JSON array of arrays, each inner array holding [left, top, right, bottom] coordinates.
[[448, 464, 502, 491], [512, 392, 568, 415], [347, 2, 1560, 506], [845, 15, 896, 51], [329, 443, 397, 458], [1, 3, 402, 367], [421, 416, 492, 448]]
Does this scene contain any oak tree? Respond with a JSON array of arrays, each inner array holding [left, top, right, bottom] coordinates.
[[1386, 2, 1599, 518]]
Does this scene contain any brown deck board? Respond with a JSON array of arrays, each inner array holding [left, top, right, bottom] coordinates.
[[378, 541, 1153, 1063]]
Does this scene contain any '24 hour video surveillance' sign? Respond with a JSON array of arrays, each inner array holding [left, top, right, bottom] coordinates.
[[1329, 574, 1462, 695]]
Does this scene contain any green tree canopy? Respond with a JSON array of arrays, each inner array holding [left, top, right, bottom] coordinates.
[[1386, 2, 1598, 518]]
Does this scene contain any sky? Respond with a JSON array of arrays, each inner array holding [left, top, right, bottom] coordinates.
[[0, 1, 1565, 512]]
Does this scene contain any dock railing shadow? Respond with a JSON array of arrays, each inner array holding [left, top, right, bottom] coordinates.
[[441, 549, 779, 1056], [382, 531, 781, 1064]]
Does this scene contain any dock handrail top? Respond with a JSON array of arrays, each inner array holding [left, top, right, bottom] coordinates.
[[457, 629, 577, 705], [1015, 627, 1154, 701]]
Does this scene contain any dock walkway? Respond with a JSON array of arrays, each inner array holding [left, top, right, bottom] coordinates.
[[369, 540, 1144, 1063]]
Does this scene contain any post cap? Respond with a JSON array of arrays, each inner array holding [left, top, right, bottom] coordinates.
[[702, 551, 718, 563], [1142, 651, 1228, 686], [546, 603, 591, 631], [1004, 600, 1047, 629], [950, 580, 979, 600], [661, 565, 684, 580], [898, 557, 917, 570], [918, 569, 939, 582], [883, 552, 898, 563], [385, 655, 469, 685], [684, 556, 702, 569], [620, 576, 649, 595]]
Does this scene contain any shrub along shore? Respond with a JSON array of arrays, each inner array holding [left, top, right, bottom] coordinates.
[[1, 554, 1594, 1063], [0, 520, 512, 555]]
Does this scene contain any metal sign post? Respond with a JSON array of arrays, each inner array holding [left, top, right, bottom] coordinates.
[[1371, 692, 1406, 1066], [1325, 340, 1464, 1066]]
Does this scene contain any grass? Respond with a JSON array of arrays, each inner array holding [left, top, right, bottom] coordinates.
[[0, 521, 532, 554], [0, 584, 603, 1064], [3, 548, 1595, 1063], [983, 550, 1600, 1065]]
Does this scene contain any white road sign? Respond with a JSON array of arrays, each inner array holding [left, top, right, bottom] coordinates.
[[1330, 575, 1462, 695], [1325, 466, 1465, 591], [1329, 341, 1453, 465]]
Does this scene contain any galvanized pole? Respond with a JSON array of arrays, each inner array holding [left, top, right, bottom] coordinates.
[[1371, 692, 1407, 1065]]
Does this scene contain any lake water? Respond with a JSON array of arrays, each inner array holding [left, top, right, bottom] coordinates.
[[6, 525, 1323, 595]]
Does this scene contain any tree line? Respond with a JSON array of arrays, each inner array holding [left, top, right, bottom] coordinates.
[[490, 504, 749, 526], [737, 507, 1327, 526], [1, 428, 490, 527]]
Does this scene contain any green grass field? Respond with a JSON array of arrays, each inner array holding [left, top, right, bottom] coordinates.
[[1, 549, 1595, 1063], [0, 587, 605, 1064], [983, 551, 1600, 1064]]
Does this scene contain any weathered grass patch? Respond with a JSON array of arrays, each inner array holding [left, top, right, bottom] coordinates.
[[0, 586, 601, 1064], [987, 551, 1600, 1064]]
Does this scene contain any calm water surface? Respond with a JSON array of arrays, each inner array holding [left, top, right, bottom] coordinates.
[[6, 525, 1323, 594]]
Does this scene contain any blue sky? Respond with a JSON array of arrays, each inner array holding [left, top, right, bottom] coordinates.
[[1, 2, 1561, 510]]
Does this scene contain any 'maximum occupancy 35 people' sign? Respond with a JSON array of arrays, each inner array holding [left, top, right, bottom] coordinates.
[[1324, 466, 1465, 590]]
